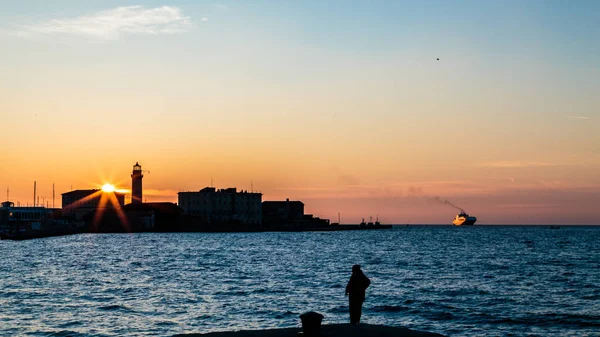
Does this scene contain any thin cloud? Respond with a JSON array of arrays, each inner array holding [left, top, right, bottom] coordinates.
[[498, 203, 561, 209], [567, 116, 590, 120], [201, 17, 209, 22], [16, 5, 192, 40], [273, 187, 335, 192], [477, 161, 556, 168]]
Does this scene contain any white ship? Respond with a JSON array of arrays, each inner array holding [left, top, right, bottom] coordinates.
[[452, 210, 477, 226]]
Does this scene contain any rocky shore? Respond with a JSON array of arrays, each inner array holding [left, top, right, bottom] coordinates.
[[173, 323, 446, 337]]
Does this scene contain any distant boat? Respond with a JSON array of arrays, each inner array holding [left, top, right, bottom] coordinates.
[[367, 216, 374, 227], [452, 210, 477, 226], [550, 226, 560, 229]]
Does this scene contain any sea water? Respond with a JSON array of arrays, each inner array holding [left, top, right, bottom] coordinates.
[[1, 226, 598, 336]]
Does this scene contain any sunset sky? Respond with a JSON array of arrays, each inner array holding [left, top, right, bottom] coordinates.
[[1, 0, 598, 224]]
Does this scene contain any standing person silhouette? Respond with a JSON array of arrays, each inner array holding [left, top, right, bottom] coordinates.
[[345, 264, 371, 325]]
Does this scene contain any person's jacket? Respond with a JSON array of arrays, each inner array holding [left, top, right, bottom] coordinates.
[[345, 271, 371, 302]]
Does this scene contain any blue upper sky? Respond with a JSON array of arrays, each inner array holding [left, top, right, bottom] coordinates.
[[1, 1, 599, 223]]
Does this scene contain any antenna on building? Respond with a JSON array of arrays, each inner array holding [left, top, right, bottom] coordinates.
[[251, 180, 253, 192], [6, 187, 8, 201], [34, 181, 37, 207], [52, 183, 55, 208], [211, 177, 213, 187]]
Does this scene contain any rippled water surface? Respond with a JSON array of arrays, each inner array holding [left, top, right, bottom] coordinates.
[[1, 226, 599, 336]]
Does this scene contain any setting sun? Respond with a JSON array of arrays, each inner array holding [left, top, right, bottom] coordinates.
[[101, 183, 115, 193]]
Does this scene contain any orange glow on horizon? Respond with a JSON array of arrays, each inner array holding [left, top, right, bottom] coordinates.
[[101, 184, 115, 193]]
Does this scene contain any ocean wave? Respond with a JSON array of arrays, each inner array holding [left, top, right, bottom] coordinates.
[[41, 330, 89, 337], [57, 321, 83, 329], [370, 305, 410, 313], [328, 305, 347, 313], [155, 321, 178, 326], [582, 294, 600, 300], [421, 311, 455, 321], [98, 304, 135, 313], [471, 313, 600, 328], [441, 289, 490, 296], [274, 311, 296, 319], [214, 290, 249, 296]]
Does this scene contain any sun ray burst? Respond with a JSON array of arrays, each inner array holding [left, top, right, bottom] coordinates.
[[66, 183, 131, 233], [91, 191, 110, 232]]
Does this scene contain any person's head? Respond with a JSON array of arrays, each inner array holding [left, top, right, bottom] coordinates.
[[352, 264, 361, 274]]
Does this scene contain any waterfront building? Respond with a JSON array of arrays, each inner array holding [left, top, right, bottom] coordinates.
[[262, 199, 330, 229], [62, 189, 126, 220], [262, 199, 305, 223], [178, 187, 262, 226], [0, 201, 58, 232], [123, 202, 182, 232]]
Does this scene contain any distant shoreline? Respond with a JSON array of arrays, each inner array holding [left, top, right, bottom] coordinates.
[[0, 224, 393, 240]]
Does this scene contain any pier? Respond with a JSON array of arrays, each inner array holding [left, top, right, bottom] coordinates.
[[173, 323, 445, 337]]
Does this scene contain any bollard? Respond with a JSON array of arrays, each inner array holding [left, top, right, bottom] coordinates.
[[299, 311, 324, 336]]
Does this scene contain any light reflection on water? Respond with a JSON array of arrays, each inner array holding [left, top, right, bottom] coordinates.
[[0, 226, 599, 336]]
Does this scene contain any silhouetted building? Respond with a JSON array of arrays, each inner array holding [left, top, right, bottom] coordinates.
[[262, 199, 304, 223], [262, 199, 329, 230], [0, 201, 57, 232], [62, 189, 125, 220], [178, 187, 262, 226], [131, 162, 144, 204], [123, 202, 183, 231], [81, 202, 182, 233]]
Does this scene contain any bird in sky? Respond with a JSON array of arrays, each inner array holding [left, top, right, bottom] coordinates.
[[437, 58, 439, 61]]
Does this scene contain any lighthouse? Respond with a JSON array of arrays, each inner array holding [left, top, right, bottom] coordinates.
[[131, 162, 143, 204]]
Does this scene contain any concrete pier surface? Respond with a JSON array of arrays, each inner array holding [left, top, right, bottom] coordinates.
[[173, 323, 446, 337]]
